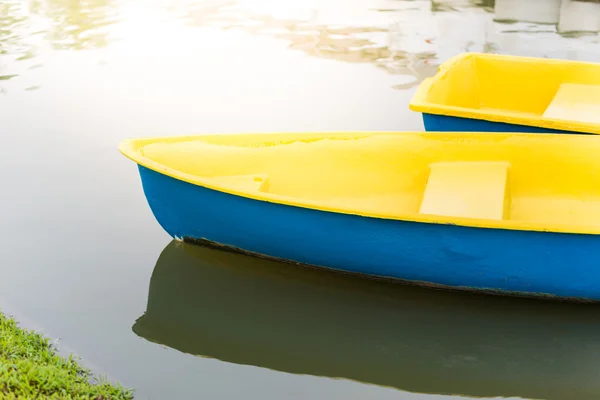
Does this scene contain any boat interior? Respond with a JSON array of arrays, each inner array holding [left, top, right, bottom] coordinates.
[[131, 132, 600, 232], [421, 53, 600, 125]]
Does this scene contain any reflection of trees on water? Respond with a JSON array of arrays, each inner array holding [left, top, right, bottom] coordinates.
[[31, 0, 118, 50], [2, 0, 598, 90], [1, 0, 118, 56], [174, 1, 498, 89], [173, 0, 600, 88], [256, 24, 438, 90], [431, 0, 495, 12], [244, 19, 439, 88], [0, 1, 32, 61], [0, 1, 32, 87], [0, 0, 119, 88]]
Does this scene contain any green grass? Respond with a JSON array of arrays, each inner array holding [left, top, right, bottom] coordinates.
[[0, 312, 134, 399]]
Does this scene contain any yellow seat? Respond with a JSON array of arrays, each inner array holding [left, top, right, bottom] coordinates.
[[209, 174, 269, 192], [543, 83, 600, 124], [419, 161, 511, 220]]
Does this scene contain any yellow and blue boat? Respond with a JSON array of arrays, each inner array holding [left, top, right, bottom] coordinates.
[[409, 52, 600, 135], [119, 131, 600, 301]]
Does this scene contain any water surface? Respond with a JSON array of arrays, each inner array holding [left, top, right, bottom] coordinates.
[[2, 1, 600, 399]]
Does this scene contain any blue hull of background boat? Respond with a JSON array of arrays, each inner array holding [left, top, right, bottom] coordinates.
[[138, 165, 600, 302], [422, 113, 580, 134]]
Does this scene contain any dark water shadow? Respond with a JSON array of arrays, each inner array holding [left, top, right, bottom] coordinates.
[[133, 240, 600, 400]]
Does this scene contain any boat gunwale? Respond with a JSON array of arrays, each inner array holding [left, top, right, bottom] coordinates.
[[408, 52, 600, 135], [118, 131, 600, 236]]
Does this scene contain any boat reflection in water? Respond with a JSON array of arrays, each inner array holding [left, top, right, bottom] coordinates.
[[133, 240, 600, 399]]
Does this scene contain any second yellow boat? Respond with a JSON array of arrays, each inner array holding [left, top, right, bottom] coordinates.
[[410, 52, 600, 135]]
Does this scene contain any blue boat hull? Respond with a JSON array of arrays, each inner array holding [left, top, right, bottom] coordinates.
[[138, 165, 600, 302], [422, 113, 582, 134]]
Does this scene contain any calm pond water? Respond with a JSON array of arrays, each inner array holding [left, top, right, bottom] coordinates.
[[2, 0, 600, 399]]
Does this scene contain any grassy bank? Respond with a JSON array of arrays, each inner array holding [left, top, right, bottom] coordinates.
[[0, 312, 133, 399]]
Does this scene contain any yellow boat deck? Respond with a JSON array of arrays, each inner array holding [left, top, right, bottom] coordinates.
[[123, 132, 600, 234], [409, 53, 600, 133]]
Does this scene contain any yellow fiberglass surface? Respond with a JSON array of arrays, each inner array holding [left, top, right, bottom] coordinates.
[[409, 52, 600, 134], [119, 131, 600, 235]]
